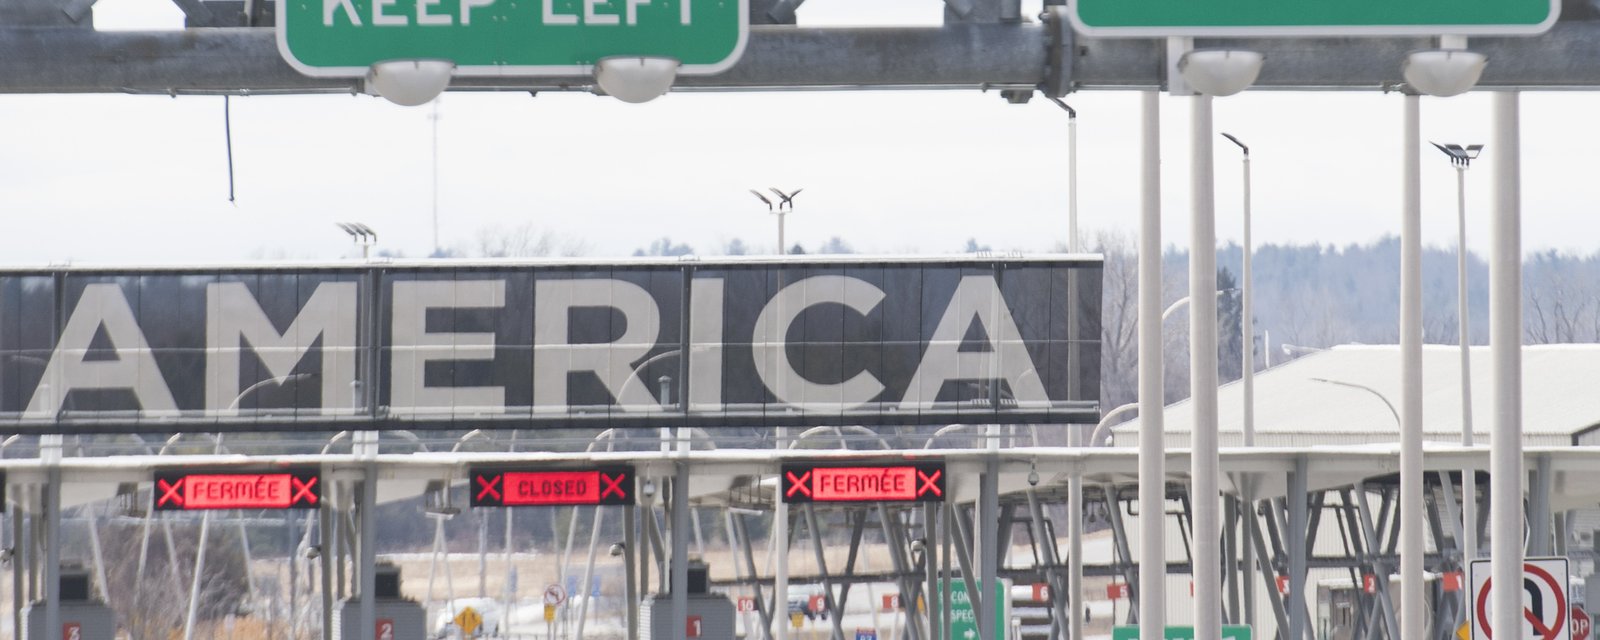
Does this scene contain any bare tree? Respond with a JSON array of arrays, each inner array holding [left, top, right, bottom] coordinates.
[[472, 223, 590, 258]]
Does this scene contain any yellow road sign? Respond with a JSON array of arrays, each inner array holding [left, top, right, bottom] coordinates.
[[1457, 622, 1470, 640], [791, 613, 805, 629], [545, 604, 558, 623], [454, 607, 483, 635]]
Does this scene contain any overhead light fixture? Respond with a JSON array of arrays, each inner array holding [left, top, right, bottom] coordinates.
[[1178, 49, 1265, 97], [367, 60, 455, 107], [1402, 50, 1487, 97], [594, 56, 680, 104]]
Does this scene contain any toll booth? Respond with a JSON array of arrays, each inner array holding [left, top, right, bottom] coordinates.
[[641, 561, 735, 640], [332, 563, 426, 640], [21, 567, 114, 640]]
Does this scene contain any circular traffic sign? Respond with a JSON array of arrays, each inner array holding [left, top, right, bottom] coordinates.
[[545, 584, 568, 606], [1476, 563, 1568, 640]]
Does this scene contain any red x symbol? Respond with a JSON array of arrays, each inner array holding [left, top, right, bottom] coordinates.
[[290, 476, 319, 506], [476, 474, 503, 502], [916, 470, 942, 498], [599, 473, 627, 500], [157, 477, 185, 508], [785, 471, 812, 498]]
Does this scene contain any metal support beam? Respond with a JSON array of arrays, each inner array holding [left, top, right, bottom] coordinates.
[[1245, 497, 1291, 640], [1530, 454, 1552, 556], [626, 505, 639, 640], [1354, 485, 1401, 640], [803, 506, 846, 640], [2, 23, 1600, 94], [733, 512, 773, 640], [1286, 458, 1308, 640], [923, 504, 940, 640], [979, 459, 999, 640], [672, 462, 690, 640]]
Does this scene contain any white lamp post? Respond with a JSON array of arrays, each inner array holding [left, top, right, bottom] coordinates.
[[1433, 141, 1484, 574], [1398, 42, 1486, 640], [1178, 46, 1262, 640]]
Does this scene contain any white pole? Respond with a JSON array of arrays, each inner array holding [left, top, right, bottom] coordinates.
[[1400, 91, 1427, 640], [1190, 93, 1222, 640], [1489, 90, 1524, 640], [774, 426, 789, 640], [1137, 89, 1166, 640], [1458, 160, 1479, 566], [778, 211, 787, 255], [1240, 147, 1256, 447], [1068, 110, 1079, 253]]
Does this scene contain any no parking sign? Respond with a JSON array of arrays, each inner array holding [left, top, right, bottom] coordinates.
[[1471, 557, 1570, 640]]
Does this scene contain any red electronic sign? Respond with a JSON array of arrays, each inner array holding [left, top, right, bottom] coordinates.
[[781, 463, 944, 503], [154, 469, 319, 510], [471, 466, 634, 507]]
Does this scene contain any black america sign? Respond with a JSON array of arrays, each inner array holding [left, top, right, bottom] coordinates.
[[0, 257, 1099, 433]]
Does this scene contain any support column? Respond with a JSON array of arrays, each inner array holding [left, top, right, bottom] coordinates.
[[625, 504, 639, 640], [1529, 454, 1552, 556], [979, 459, 999, 640], [1286, 458, 1308, 640], [1190, 92, 1222, 640], [1489, 90, 1525, 640], [925, 504, 941, 640], [321, 489, 335, 640], [1136, 88, 1167, 640], [774, 425, 789, 640], [672, 462, 690, 640], [44, 463, 61, 640], [1400, 88, 1428, 640], [359, 452, 378, 640]]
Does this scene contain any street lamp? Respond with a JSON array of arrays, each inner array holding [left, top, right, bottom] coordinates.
[[1431, 141, 1482, 440], [336, 222, 378, 259], [1046, 98, 1078, 252], [750, 188, 802, 254], [1177, 47, 1263, 640], [1433, 140, 1484, 574], [1400, 42, 1486, 640], [1220, 132, 1256, 449]]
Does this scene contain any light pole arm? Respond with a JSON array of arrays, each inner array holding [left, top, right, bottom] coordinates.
[[1309, 377, 1401, 428]]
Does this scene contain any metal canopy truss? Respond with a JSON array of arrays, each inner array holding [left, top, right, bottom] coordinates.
[[0, 439, 1589, 640], [4, 11, 1600, 94]]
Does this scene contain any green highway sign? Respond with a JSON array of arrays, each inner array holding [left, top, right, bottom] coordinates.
[[1069, 0, 1559, 37], [1112, 625, 1253, 640], [944, 579, 1009, 640], [275, 0, 747, 76]]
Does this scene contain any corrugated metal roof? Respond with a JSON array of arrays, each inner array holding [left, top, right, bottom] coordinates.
[[1112, 344, 1600, 448]]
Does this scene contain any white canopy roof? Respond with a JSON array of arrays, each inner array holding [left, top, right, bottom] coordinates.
[[1113, 344, 1600, 448]]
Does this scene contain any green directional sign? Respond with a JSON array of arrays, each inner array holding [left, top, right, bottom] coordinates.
[[1069, 0, 1559, 37], [944, 579, 1009, 640], [275, 0, 747, 76], [1112, 625, 1253, 640]]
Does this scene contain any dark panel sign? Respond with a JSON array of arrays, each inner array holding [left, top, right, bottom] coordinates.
[[0, 257, 1100, 432], [154, 469, 320, 510], [781, 462, 945, 503], [471, 466, 634, 507]]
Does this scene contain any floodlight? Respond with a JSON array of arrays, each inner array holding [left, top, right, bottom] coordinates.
[[594, 56, 679, 104], [367, 60, 454, 107], [1178, 49, 1265, 97], [1402, 50, 1487, 98]]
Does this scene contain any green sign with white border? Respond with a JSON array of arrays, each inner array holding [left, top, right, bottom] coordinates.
[[1068, 0, 1559, 37], [944, 579, 1009, 640], [276, 0, 747, 77], [1112, 625, 1253, 640]]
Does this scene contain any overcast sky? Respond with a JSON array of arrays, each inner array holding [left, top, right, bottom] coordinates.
[[1, 0, 1596, 264]]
